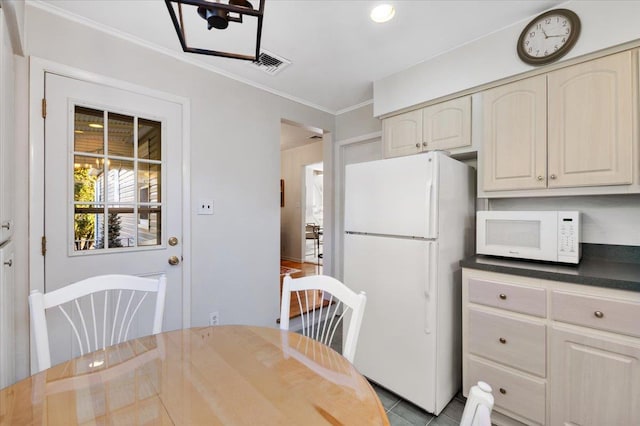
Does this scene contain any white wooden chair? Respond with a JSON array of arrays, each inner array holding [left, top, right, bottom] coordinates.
[[280, 274, 366, 363], [29, 274, 167, 372]]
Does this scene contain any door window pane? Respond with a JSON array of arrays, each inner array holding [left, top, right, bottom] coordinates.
[[74, 205, 104, 251], [138, 210, 161, 247], [138, 163, 161, 203], [138, 119, 161, 161], [74, 107, 104, 154], [74, 156, 104, 203], [107, 160, 135, 203], [108, 112, 134, 158]]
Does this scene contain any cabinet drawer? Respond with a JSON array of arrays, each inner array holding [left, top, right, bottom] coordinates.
[[468, 309, 546, 377], [551, 290, 640, 338], [468, 278, 546, 317], [468, 356, 546, 425]]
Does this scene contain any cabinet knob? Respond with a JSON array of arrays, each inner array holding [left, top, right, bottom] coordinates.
[[499, 388, 507, 395], [537, 175, 544, 181], [422, 142, 428, 147], [415, 143, 420, 148], [168, 256, 180, 266], [499, 293, 507, 300], [3, 260, 11, 267], [550, 174, 557, 180], [499, 337, 507, 344], [594, 311, 604, 319]]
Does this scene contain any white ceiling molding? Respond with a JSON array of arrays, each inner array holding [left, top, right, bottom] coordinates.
[[336, 99, 374, 116]]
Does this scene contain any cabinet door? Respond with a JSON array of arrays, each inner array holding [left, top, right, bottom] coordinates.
[[422, 96, 471, 151], [0, 241, 15, 388], [482, 75, 547, 191], [548, 51, 633, 188], [382, 109, 423, 158], [0, 15, 14, 244], [550, 325, 640, 426]]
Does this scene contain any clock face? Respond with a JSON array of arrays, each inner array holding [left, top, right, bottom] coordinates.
[[517, 9, 580, 65]]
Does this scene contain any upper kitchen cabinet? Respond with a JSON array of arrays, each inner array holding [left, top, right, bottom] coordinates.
[[383, 96, 472, 159], [422, 96, 471, 152], [382, 109, 423, 158], [480, 50, 638, 197], [547, 51, 634, 188], [481, 75, 547, 192]]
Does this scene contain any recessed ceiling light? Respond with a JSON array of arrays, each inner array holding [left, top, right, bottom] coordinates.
[[88, 123, 104, 129], [370, 4, 395, 23]]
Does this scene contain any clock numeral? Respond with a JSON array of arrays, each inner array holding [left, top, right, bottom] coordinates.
[[544, 50, 549, 55], [545, 18, 551, 24], [525, 40, 530, 46], [536, 23, 541, 29], [562, 37, 566, 43], [528, 47, 532, 53], [554, 45, 559, 51], [566, 28, 570, 34], [562, 20, 567, 26], [529, 31, 536, 38]]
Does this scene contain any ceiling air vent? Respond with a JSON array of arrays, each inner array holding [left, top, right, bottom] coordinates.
[[251, 51, 291, 75]]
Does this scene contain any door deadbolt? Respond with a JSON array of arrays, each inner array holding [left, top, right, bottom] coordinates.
[[168, 256, 180, 266], [168, 237, 179, 246]]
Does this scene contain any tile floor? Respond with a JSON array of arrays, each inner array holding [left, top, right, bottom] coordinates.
[[370, 382, 466, 426]]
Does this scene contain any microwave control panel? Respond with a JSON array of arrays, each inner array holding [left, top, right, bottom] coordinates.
[[557, 212, 581, 263]]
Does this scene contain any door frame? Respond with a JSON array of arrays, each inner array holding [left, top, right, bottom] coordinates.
[[332, 131, 382, 281], [28, 57, 192, 332]]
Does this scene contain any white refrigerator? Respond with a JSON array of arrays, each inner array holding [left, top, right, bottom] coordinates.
[[343, 151, 474, 415]]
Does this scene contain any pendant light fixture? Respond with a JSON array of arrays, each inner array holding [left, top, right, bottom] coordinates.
[[165, 0, 265, 61]]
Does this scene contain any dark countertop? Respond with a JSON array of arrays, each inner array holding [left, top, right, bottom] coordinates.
[[460, 244, 640, 293]]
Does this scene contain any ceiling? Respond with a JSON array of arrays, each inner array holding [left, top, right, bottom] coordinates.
[[33, 0, 564, 115]]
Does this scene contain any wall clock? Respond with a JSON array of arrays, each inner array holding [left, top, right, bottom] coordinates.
[[517, 9, 581, 66]]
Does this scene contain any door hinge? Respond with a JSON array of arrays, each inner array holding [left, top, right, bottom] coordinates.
[[41, 236, 47, 256], [41, 98, 47, 119]]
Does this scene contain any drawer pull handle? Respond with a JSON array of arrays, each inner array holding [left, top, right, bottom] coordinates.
[[499, 337, 507, 344], [499, 293, 507, 300], [499, 388, 507, 395], [594, 311, 604, 319]]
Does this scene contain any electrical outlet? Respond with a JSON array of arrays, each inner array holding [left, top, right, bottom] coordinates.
[[198, 199, 214, 215], [209, 311, 219, 326]]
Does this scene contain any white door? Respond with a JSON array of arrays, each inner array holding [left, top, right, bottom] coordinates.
[[44, 73, 183, 364]]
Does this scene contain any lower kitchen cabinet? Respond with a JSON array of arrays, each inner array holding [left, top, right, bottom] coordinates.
[[462, 268, 640, 426], [549, 325, 640, 425]]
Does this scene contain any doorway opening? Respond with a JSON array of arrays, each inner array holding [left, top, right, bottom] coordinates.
[[304, 162, 323, 265], [279, 119, 324, 321]]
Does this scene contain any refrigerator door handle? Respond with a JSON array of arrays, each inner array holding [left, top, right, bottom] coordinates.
[[425, 182, 436, 237], [424, 243, 436, 334]]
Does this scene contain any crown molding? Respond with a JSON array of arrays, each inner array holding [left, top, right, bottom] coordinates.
[[28, 0, 337, 115], [335, 99, 374, 116]]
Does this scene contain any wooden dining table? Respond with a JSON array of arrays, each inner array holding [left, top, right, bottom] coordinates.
[[0, 325, 389, 425]]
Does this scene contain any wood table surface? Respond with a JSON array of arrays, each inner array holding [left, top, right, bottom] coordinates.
[[0, 325, 389, 425]]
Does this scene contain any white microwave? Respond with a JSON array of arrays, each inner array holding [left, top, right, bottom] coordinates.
[[476, 211, 581, 264]]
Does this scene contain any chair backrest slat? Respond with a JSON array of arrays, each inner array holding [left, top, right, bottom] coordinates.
[[29, 274, 167, 372], [280, 274, 366, 363]]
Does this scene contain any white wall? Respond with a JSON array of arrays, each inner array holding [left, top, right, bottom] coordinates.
[[374, 1, 640, 116], [280, 141, 323, 262], [18, 4, 335, 345]]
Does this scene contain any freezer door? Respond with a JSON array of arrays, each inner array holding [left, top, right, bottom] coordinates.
[[344, 233, 438, 413], [344, 154, 437, 238]]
